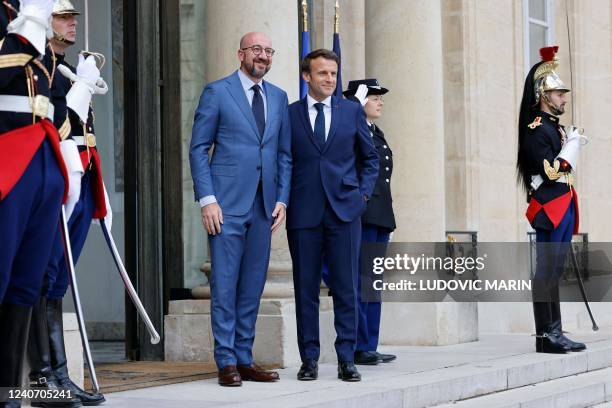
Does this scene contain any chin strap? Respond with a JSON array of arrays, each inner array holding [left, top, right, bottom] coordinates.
[[542, 93, 564, 116], [53, 30, 75, 46]]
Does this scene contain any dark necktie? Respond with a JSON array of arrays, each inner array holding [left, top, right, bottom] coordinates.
[[251, 84, 265, 139], [369, 123, 376, 133], [314, 102, 326, 148]]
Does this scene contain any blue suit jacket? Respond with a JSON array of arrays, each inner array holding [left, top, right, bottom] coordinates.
[[189, 71, 292, 217], [286, 96, 379, 229]]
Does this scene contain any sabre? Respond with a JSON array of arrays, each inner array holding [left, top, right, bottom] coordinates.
[[83, 0, 89, 52], [568, 243, 598, 331], [60, 206, 100, 393], [99, 219, 161, 345]]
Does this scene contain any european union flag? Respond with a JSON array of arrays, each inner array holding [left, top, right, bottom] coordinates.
[[300, 30, 310, 99], [333, 32, 342, 99]]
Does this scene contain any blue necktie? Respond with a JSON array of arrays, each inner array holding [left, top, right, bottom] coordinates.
[[252, 84, 265, 140], [314, 103, 326, 148]]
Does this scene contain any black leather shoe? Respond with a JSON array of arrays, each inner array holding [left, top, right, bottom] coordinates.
[[374, 351, 397, 363], [354, 351, 379, 365], [297, 360, 318, 381], [47, 299, 105, 406], [337, 362, 361, 382], [0, 303, 33, 408], [535, 332, 571, 354]]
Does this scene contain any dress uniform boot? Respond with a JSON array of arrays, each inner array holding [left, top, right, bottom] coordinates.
[[549, 299, 586, 352], [28, 297, 82, 408], [533, 301, 569, 354], [0, 304, 33, 408], [47, 299, 105, 406]]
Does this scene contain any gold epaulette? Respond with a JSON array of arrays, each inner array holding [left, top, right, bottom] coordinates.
[[528, 117, 542, 129], [0, 52, 32, 69], [58, 116, 71, 140]]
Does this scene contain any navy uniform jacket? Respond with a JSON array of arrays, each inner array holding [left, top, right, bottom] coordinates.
[[522, 111, 578, 232], [0, 0, 68, 201], [361, 123, 396, 231]]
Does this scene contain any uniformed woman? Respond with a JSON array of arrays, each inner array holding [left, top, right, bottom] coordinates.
[[344, 79, 397, 365]]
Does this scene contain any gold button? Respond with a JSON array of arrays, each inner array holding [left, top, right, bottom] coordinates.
[[385, 179, 390, 183], [385, 156, 389, 160], [33, 75, 38, 81], [385, 167, 390, 171]]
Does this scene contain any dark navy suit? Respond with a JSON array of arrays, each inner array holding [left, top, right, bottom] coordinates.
[[287, 95, 378, 363]]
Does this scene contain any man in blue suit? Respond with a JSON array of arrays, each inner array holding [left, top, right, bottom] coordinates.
[[287, 49, 379, 382], [189, 31, 292, 387]]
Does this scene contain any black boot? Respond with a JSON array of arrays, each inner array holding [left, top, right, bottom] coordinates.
[[28, 297, 82, 408], [533, 301, 570, 354], [550, 298, 586, 352], [0, 303, 33, 408], [47, 299, 105, 406]]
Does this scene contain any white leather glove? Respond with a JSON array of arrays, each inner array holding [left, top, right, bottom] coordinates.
[[92, 183, 112, 231], [57, 54, 107, 122], [557, 126, 582, 170], [60, 140, 84, 220], [7, 0, 54, 55], [354, 84, 369, 107]]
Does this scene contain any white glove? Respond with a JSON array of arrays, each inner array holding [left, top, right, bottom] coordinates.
[[557, 126, 582, 170], [57, 55, 105, 122], [354, 84, 369, 107], [59, 140, 84, 220], [7, 0, 54, 55], [92, 183, 112, 231]]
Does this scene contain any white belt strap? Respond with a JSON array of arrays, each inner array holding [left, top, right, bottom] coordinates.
[[0, 94, 54, 121], [73, 135, 96, 147], [531, 174, 569, 191]]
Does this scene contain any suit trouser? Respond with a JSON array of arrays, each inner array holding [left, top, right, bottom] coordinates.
[[43, 172, 95, 300], [532, 199, 575, 333], [0, 140, 64, 306], [208, 187, 272, 370], [356, 224, 391, 352], [288, 201, 361, 363]]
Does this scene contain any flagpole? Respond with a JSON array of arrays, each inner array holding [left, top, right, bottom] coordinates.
[[332, 0, 342, 98], [334, 0, 339, 34]]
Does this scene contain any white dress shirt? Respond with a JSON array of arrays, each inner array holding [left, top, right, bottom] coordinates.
[[306, 94, 332, 140]]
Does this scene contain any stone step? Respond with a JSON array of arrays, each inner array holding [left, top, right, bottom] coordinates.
[[109, 334, 612, 408], [431, 367, 612, 408]]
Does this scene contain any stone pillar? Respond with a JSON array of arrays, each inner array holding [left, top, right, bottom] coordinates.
[[364, 0, 478, 345]]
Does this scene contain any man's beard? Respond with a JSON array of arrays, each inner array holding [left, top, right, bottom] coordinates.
[[246, 59, 270, 79], [543, 94, 565, 116]]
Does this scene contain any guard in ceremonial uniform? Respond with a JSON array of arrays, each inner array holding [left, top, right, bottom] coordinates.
[[0, 1, 70, 406], [517, 46, 586, 354], [26, 1, 108, 406], [344, 79, 397, 365]]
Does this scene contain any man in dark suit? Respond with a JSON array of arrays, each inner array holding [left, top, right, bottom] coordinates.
[[287, 49, 378, 382], [190, 32, 292, 386]]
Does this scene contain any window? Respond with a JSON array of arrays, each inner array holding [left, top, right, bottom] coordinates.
[[524, 0, 555, 73]]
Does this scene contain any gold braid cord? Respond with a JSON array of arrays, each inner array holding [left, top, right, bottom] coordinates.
[[543, 159, 572, 187]]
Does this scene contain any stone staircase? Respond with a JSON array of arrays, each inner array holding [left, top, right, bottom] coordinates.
[[109, 332, 612, 408]]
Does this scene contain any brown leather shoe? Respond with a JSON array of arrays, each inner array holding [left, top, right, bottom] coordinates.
[[218, 365, 242, 386], [237, 364, 280, 382]]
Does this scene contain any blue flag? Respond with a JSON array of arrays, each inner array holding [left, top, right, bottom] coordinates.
[[300, 30, 310, 99], [333, 32, 342, 99]]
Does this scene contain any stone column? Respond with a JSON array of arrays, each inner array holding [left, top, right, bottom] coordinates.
[[364, 0, 477, 345]]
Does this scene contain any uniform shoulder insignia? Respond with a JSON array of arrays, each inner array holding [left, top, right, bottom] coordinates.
[[528, 117, 542, 129], [0, 38, 4, 50]]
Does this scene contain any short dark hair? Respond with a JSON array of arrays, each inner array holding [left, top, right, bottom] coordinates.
[[300, 49, 340, 73]]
